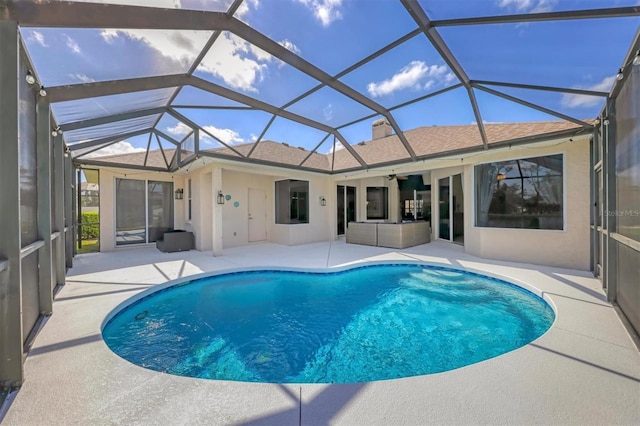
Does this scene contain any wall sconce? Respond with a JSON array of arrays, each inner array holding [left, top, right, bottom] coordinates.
[[26, 70, 36, 85], [51, 126, 62, 137], [319, 196, 326, 207], [496, 173, 506, 181], [174, 188, 184, 200], [39, 86, 47, 97], [217, 190, 225, 205]]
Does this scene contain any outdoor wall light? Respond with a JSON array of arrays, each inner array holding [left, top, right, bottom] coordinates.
[[25, 70, 36, 85], [174, 188, 184, 200], [39, 86, 47, 97], [603, 118, 610, 126], [633, 50, 640, 66], [319, 196, 327, 207], [616, 68, 624, 81], [51, 126, 62, 137], [217, 190, 225, 205]]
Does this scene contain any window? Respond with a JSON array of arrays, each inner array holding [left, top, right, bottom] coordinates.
[[276, 180, 309, 224], [367, 187, 388, 220], [187, 178, 192, 221], [475, 154, 563, 230]]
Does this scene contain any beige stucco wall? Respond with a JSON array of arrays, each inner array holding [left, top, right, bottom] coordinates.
[[98, 168, 184, 251], [220, 169, 273, 249], [180, 162, 334, 250], [337, 137, 591, 270], [94, 135, 590, 269], [462, 140, 590, 270], [270, 172, 334, 246]]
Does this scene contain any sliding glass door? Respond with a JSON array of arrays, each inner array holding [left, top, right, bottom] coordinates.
[[148, 181, 174, 243], [116, 178, 173, 246], [337, 185, 356, 235], [438, 174, 464, 245]]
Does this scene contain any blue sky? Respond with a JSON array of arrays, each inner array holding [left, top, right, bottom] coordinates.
[[20, 0, 640, 158]]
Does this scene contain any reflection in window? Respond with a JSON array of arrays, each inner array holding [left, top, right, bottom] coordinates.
[[367, 187, 388, 220], [276, 180, 309, 224], [475, 154, 563, 230]]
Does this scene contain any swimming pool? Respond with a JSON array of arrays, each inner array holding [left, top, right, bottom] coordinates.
[[102, 264, 554, 384]]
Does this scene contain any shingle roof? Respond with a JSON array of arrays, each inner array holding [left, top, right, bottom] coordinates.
[[78, 120, 585, 172]]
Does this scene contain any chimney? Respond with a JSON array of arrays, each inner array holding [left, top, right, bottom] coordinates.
[[372, 118, 392, 140]]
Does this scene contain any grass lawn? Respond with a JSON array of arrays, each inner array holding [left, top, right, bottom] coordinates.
[[77, 239, 99, 254]]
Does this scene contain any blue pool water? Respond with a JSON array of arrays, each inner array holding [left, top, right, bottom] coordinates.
[[102, 264, 554, 384]]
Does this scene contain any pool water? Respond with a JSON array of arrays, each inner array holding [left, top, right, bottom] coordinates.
[[102, 264, 554, 384]]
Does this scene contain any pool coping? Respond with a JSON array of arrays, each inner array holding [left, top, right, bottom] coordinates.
[[4, 241, 639, 425]]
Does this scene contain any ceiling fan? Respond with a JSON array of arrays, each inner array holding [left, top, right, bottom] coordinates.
[[388, 174, 409, 181]]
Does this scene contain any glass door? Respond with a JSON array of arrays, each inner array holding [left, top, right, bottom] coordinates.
[[452, 174, 464, 244], [116, 178, 173, 246], [438, 174, 464, 244], [76, 168, 100, 253], [438, 177, 450, 240], [147, 181, 174, 243], [116, 179, 147, 246], [337, 185, 356, 235]]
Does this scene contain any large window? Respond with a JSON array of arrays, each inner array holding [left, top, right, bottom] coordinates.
[[367, 187, 388, 220], [276, 179, 309, 224], [475, 154, 563, 230]]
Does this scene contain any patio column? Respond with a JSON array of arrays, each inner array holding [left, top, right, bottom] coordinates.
[[212, 167, 223, 256], [604, 101, 618, 301], [53, 134, 66, 287], [64, 153, 74, 268], [0, 20, 24, 389], [36, 97, 53, 315]]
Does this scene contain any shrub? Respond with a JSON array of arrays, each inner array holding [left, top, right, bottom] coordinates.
[[80, 212, 99, 240]]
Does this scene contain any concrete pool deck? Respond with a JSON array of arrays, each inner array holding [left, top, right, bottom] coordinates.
[[3, 240, 639, 425]]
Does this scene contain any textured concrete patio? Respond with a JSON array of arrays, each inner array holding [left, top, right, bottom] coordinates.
[[3, 240, 639, 425]]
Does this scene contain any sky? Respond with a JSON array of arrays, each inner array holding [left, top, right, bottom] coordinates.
[[20, 0, 640, 159]]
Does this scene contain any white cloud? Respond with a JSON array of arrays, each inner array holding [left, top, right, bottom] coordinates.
[[367, 61, 449, 98], [323, 104, 333, 121], [198, 32, 274, 92], [278, 39, 301, 55], [85, 141, 145, 158], [328, 140, 345, 154], [69, 73, 96, 83], [100, 29, 200, 70], [561, 76, 614, 108], [166, 122, 194, 137], [202, 125, 244, 145], [496, 0, 557, 13], [65, 35, 81, 54], [165, 121, 246, 146], [100, 28, 278, 93], [100, 29, 119, 44], [27, 30, 47, 47], [296, 0, 343, 27]]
